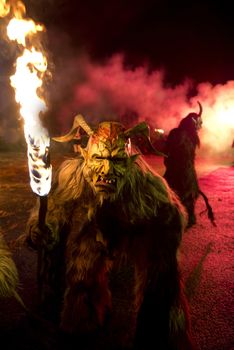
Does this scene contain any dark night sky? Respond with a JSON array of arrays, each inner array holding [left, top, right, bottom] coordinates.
[[24, 0, 234, 85]]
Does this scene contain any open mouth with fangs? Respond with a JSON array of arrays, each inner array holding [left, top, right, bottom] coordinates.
[[95, 175, 117, 192]]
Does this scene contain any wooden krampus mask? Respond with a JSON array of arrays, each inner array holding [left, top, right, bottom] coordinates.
[[53, 115, 164, 197]]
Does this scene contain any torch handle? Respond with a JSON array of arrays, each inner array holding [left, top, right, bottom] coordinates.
[[38, 195, 48, 230], [37, 195, 48, 301]]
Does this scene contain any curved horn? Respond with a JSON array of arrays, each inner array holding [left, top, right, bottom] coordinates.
[[74, 114, 94, 136], [124, 121, 167, 157], [52, 127, 79, 143], [197, 101, 203, 116], [52, 114, 93, 143], [124, 121, 150, 139]]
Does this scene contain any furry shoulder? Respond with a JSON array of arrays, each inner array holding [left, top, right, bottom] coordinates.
[[51, 157, 86, 201]]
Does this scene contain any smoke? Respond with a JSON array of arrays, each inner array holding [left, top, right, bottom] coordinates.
[[49, 53, 233, 158], [1, 48, 234, 158], [51, 53, 193, 130], [0, 1, 233, 159]]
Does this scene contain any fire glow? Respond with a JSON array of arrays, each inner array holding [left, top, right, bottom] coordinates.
[[195, 82, 234, 155], [154, 128, 164, 134], [0, 0, 52, 196]]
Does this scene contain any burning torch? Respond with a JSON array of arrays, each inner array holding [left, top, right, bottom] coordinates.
[[0, 0, 52, 229]]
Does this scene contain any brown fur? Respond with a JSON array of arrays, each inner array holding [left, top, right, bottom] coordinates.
[[0, 233, 18, 298], [26, 153, 195, 349]]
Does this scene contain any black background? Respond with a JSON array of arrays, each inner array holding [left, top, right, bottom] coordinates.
[[23, 0, 234, 85]]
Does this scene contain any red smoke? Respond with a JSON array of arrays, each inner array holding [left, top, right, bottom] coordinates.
[[56, 54, 234, 157]]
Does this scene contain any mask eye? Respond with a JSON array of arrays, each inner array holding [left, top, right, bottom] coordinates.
[[92, 154, 106, 161], [113, 158, 122, 162]]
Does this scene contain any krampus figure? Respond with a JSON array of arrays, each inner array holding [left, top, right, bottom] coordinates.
[[0, 233, 18, 298], [25, 115, 194, 349], [163, 102, 215, 228]]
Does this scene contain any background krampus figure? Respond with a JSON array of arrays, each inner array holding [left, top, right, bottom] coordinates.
[[163, 102, 215, 228], [25, 115, 194, 349]]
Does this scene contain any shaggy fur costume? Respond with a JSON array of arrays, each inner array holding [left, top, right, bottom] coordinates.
[[163, 114, 201, 227], [0, 233, 18, 298], [26, 122, 194, 349]]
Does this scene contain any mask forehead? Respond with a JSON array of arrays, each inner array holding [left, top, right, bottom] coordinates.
[[87, 122, 129, 156], [96, 122, 125, 140]]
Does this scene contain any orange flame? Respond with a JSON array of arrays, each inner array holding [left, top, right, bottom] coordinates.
[[0, 0, 10, 17], [1, 0, 52, 196]]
